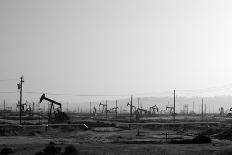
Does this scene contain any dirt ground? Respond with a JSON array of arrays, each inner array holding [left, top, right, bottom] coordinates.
[[0, 126, 232, 155], [1, 138, 232, 155], [1, 114, 232, 155]]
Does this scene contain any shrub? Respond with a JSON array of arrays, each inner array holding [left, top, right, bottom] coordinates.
[[192, 135, 211, 143], [0, 147, 13, 155], [34, 144, 80, 155], [170, 135, 211, 144], [62, 145, 79, 155], [43, 145, 61, 155]]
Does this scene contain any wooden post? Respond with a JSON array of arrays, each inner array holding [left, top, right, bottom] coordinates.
[[138, 97, 139, 109], [3, 99, 5, 113], [205, 104, 206, 115], [201, 98, 204, 121], [173, 90, 176, 122], [106, 100, 108, 119], [129, 96, 133, 129], [116, 100, 118, 120], [18, 76, 24, 125], [193, 102, 194, 113], [90, 102, 91, 114]]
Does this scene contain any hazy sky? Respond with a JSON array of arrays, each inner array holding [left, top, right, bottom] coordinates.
[[1, 0, 232, 103]]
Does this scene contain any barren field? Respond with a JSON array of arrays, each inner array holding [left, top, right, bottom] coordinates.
[[1, 113, 232, 155]]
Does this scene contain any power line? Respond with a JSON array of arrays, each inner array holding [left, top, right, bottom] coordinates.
[[0, 78, 18, 82], [3, 82, 232, 98], [134, 90, 172, 96], [23, 91, 131, 97], [178, 83, 232, 93], [0, 91, 17, 94]]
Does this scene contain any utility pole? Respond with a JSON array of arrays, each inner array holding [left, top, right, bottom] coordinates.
[[32, 102, 35, 114], [193, 102, 194, 114], [116, 100, 118, 120], [209, 104, 210, 114], [201, 98, 204, 121], [17, 76, 24, 125], [138, 97, 140, 109], [199, 104, 200, 114], [205, 104, 206, 115], [90, 102, 92, 114], [3, 99, 5, 113], [105, 100, 108, 119], [173, 90, 176, 122], [3, 100, 6, 118], [213, 104, 214, 114], [130, 96, 133, 123], [129, 95, 133, 128], [66, 102, 69, 112]]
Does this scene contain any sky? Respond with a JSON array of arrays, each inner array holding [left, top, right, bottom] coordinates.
[[1, 0, 232, 107]]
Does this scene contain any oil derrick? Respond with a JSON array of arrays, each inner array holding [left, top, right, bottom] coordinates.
[[39, 94, 69, 123]]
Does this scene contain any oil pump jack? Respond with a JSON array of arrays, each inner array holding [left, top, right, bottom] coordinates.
[[127, 102, 137, 111], [106, 100, 119, 119], [99, 101, 108, 119], [136, 108, 149, 116], [39, 94, 69, 123], [16, 101, 34, 117], [166, 105, 174, 114], [150, 105, 159, 115]]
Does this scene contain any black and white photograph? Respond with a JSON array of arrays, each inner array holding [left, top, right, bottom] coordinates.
[[1, 0, 232, 154]]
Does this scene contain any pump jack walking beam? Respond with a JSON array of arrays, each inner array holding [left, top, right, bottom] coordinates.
[[40, 94, 63, 123]]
